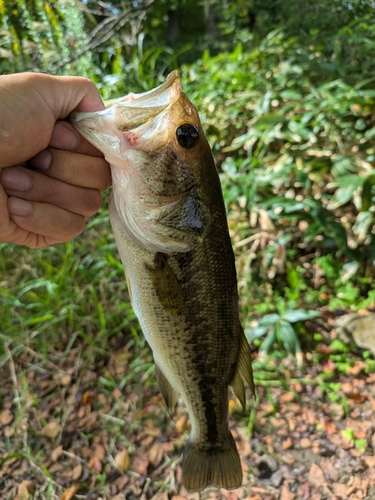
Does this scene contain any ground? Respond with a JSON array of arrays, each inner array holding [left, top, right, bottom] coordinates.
[[1, 325, 375, 500]]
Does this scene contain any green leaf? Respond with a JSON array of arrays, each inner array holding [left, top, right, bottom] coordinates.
[[278, 321, 300, 354], [342, 429, 354, 441], [259, 329, 277, 353], [327, 176, 366, 210], [283, 310, 320, 323], [352, 211, 373, 240], [341, 261, 360, 282], [245, 326, 269, 342]]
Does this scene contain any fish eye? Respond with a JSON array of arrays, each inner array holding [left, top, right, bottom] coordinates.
[[176, 124, 199, 149]]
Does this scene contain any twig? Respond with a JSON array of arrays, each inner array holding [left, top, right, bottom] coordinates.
[[4, 342, 28, 452], [150, 455, 182, 479], [254, 377, 318, 386], [49, 0, 155, 73], [234, 231, 269, 248], [140, 477, 151, 500]]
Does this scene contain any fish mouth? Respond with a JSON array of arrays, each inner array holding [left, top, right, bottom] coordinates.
[[69, 71, 181, 145], [111, 70, 181, 131]]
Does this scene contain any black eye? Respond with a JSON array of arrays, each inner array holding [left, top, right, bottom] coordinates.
[[176, 124, 199, 149]]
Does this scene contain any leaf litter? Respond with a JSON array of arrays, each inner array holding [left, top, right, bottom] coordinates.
[[0, 322, 375, 500]]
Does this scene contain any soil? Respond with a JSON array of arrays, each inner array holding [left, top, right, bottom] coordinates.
[[1, 331, 375, 500]]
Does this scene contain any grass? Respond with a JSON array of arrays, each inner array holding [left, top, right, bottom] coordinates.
[[0, 208, 137, 357]]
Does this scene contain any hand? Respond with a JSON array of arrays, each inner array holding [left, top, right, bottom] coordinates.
[[0, 72, 111, 248]]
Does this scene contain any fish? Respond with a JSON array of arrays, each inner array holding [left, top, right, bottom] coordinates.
[[70, 71, 255, 492]]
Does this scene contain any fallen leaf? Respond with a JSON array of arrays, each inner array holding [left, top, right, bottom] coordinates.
[[111, 494, 126, 500], [308, 463, 330, 494], [60, 485, 79, 500], [51, 445, 63, 462], [175, 414, 190, 434], [279, 392, 295, 403], [280, 485, 295, 500], [347, 392, 366, 404], [93, 443, 106, 461], [40, 421, 61, 439], [300, 438, 311, 448], [282, 437, 293, 450], [17, 480, 35, 498], [114, 449, 130, 473], [89, 456, 102, 473], [81, 391, 95, 405], [60, 374, 72, 386], [132, 455, 149, 475], [0, 409, 13, 426], [148, 442, 164, 467], [72, 463, 82, 481]]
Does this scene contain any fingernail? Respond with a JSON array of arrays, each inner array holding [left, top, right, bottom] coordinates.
[[29, 149, 52, 171], [2, 167, 31, 191], [8, 197, 32, 216], [50, 122, 79, 151]]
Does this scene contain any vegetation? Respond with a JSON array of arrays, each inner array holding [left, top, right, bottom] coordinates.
[[1, 1, 375, 498]]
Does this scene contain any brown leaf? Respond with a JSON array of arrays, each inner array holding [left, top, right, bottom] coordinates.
[[111, 494, 126, 500], [308, 463, 329, 492], [51, 445, 63, 462], [72, 463, 83, 481], [279, 392, 295, 403], [348, 392, 366, 404], [60, 485, 79, 500], [132, 455, 149, 476], [108, 347, 132, 375], [332, 483, 348, 496], [280, 485, 295, 500], [282, 437, 293, 450], [81, 391, 95, 405], [89, 456, 102, 473], [17, 480, 35, 498], [40, 421, 61, 439], [93, 443, 106, 461], [300, 438, 311, 448], [148, 443, 164, 467], [114, 449, 130, 473], [175, 414, 190, 434], [60, 374, 72, 386], [0, 409, 13, 426]]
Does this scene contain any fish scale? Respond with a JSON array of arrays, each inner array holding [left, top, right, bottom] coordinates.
[[70, 71, 255, 492]]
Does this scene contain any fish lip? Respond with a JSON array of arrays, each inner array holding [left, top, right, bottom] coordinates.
[[110, 70, 181, 110]]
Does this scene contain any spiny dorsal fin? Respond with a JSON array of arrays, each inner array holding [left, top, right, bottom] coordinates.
[[230, 329, 255, 408], [155, 362, 179, 411]]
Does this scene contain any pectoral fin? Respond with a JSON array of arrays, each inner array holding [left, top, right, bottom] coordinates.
[[160, 190, 210, 236], [230, 330, 255, 408], [144, 253, 186, 316], [155, 362, 179, 411]]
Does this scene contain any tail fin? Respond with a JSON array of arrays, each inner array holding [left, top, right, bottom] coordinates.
[[182, 433, 242, 492]]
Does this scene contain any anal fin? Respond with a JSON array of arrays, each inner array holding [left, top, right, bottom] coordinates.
[[155, 362, 179, 411]]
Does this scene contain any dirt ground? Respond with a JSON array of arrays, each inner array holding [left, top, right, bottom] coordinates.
[[1, 334, 375, 500]]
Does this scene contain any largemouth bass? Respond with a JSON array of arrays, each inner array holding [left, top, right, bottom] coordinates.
[[70, 71, 254, 492]]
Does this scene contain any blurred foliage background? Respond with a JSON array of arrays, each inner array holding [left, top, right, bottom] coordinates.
[[1, 0, 375, 361]]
